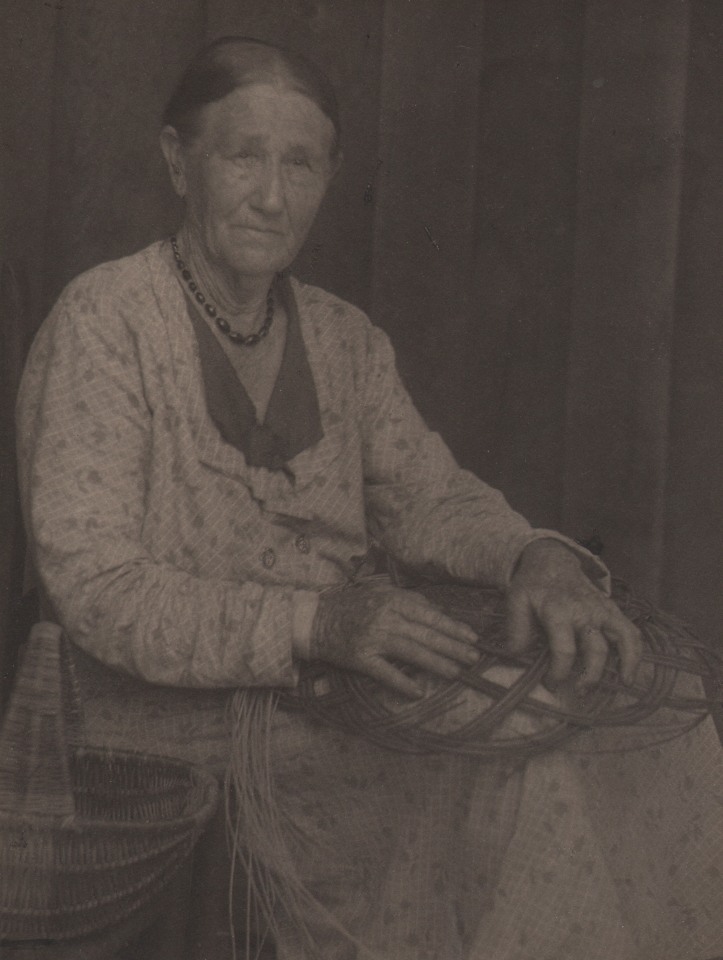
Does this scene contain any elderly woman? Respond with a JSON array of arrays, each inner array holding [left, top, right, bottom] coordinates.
[[16, 36, 723, 960]]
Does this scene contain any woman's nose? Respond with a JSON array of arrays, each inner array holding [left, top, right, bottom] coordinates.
[[251, 161, 284, 214]]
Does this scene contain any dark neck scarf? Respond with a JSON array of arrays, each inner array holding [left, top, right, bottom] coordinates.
[[186, 274, 324, 471]]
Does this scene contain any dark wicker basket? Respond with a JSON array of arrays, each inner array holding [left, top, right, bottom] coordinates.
[[0, 622, 219, 941]]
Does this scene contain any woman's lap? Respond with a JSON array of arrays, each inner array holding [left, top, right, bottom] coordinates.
[[79, 653, 723, 960]]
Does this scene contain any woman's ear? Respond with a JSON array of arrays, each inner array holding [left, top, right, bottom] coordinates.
[[160, 126, 187, 198]]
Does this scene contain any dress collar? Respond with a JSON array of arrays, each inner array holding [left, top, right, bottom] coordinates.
[[185, 273, 324, 471]]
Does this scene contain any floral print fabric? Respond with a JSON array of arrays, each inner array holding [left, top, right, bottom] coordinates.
[[17, 240, 561, 689]]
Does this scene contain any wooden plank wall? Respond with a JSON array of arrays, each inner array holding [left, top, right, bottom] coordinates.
[[663, 2, 723, 642], [370, 0, 484, 460], [561, 0, 691, 599], [472, 0, 585, 522], [1, 4, 58, 698], [43, 0, 204, 308]]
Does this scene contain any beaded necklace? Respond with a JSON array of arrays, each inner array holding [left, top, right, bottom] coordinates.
[[170, 235, 274, 347]]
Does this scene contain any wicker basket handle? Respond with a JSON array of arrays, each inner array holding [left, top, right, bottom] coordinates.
[[0, 622, 84, 818]]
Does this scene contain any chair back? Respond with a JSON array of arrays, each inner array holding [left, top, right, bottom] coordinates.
[[0, 260, 39, 711]]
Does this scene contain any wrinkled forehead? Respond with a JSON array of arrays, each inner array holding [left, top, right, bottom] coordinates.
[[197, 83, 337, 156]]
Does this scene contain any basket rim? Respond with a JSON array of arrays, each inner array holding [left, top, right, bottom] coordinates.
[[0, 806, 212, 832], [71, 744, 219, 770], [0, 746, 219, 830]]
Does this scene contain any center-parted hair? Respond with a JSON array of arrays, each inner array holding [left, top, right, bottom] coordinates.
[[163, 36, 341, 157]]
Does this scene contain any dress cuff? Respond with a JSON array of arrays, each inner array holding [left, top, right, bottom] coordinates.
[[509, 530, 611, 595]]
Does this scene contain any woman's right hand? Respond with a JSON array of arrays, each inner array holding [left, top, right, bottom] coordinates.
[[309, 581, 481, 698]]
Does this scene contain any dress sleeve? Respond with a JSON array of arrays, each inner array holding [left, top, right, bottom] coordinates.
[[16, 283, 308, 688], [359, 324, 608, 591]]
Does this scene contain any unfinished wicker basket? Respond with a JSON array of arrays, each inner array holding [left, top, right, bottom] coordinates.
[[0, 622, 219, 941], [281, 579, 721, 759]]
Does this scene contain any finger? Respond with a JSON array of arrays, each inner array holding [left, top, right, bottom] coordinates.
[[387, 634, 475, 680], [392, 619, 481, 667], [400, 596, 478, 645], [542, 615, 577, 685], [575, 625, 609, 690], [367, 607, 479, 667], [603, 615, 643, 686], [360, 655, 425, 699], [505, 593, 536, 654]]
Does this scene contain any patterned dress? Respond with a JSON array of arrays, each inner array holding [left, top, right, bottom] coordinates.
[[16, 241, 723, 959]]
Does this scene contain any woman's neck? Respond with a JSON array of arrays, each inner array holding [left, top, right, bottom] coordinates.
[[177, 223, 273, 334]]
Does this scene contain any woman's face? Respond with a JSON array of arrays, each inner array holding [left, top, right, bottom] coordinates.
[[172, 83, 337, 281]]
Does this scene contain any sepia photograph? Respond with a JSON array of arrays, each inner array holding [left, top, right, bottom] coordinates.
[[1, 1, 722, 958]]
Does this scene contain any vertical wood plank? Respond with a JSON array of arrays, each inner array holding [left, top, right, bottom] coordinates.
[[562, 0, 690, 597], [0, 262, 33, 706], [43, 0, 206, 308], [205, 0, 385, 310], [473, 0, 585, 523], [1, 4, 58, 698], [663, 1, 723, 642], [370, 0, 485, 461], [1, 4, 57, 322]]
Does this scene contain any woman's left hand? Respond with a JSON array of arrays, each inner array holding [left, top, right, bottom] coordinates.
[[506, 539, 643, 691]]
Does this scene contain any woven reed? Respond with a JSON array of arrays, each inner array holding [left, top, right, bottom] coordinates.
[[0, 622, 219, 942], [280, 579, 721, 759]]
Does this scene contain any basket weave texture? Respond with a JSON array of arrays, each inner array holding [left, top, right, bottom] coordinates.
[[0, 622, 219, 942]]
